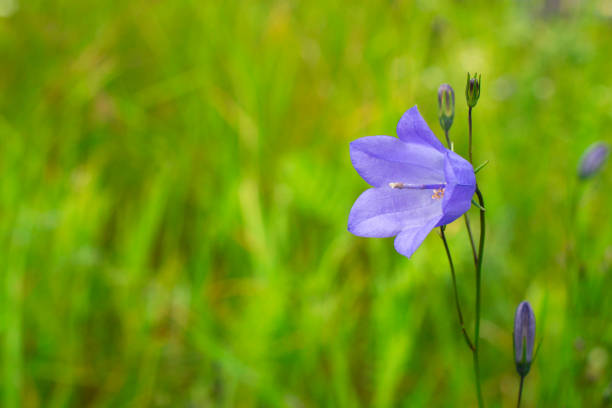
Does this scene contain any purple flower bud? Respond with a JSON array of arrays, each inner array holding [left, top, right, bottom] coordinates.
[[465, 72, 481, 108], [578, 141, 610, 180], [513, 301, 536, 377], [438, 84, 455, 133]]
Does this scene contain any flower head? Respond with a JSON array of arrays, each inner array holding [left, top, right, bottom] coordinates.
[[513, 301, 536, 377], [438, 84, 455, 133], [578, 141, 610, 180], [347, 106, 476, 258], [465, 72, 481, 108]]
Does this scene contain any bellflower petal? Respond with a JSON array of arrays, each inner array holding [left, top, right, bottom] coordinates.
[[350, 136, 445, 187], [396, 106, 446, 152], [347, 106, 477, 258], [437, 151, 477, 226], [394, 218, 441, 258], [348, 187, 442, 238]]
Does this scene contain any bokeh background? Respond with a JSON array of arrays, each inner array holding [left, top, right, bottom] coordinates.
[[1, 0, 612, 406]]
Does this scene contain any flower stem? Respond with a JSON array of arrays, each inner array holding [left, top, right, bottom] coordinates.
[[473, 187, 486, 408], [444, 129, 452, 151], [439, 227, 475, 351], [467, 99, 485, 407], [464, 106, 478, 268], [448, 112, 484, 406], [516, 375, 525, 408], [468, 107, 473, 163], [464, 214, 478, 267]]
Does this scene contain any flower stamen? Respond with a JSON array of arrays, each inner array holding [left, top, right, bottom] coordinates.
[[432, 188, 445, 200]]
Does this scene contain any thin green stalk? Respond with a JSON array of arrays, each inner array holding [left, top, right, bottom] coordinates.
[[464, 214, 478, 267], [473, 187, 486, 408], [446, 125, 478, 268], [446, 118, 484, 406], [516, 375, 525, 408], [444, 126, 478, 267], [467, 103, 485, 407], [468, 107, 473, 163], [439, 227, 475, 351]]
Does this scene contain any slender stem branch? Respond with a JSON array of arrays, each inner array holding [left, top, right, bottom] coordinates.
[[473, 187, 486, 408], [461, 113, 479, 267], [472, 349, 483, 407], [444, 129, 452, 151], [468, 107, 473, 163], [468, 103, 485, 407], [516, 375, 525, 408], [451, 105, 484, 406], [447, 125, 478, 267], [464, 214, 478, 267], [439, 227, 475, 351]]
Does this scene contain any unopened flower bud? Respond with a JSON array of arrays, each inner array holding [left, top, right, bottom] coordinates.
[[438, 84, 455, 133], [578, 141, 610, 180], [465, 72, 481, 108], [513, 301, 536, 377]]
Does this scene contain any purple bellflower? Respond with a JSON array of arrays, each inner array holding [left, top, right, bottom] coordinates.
[[513, 301, 536, 377], [347, 106, 476, 258]]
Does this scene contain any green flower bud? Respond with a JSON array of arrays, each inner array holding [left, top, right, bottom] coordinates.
[[465, 72, 481, 108], [438, 84, 455, 133]]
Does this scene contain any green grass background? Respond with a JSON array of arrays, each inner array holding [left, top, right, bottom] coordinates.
[[1, 0, 612, 406]]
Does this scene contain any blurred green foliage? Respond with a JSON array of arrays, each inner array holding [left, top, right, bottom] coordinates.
[[1, 0, 612, 406]]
